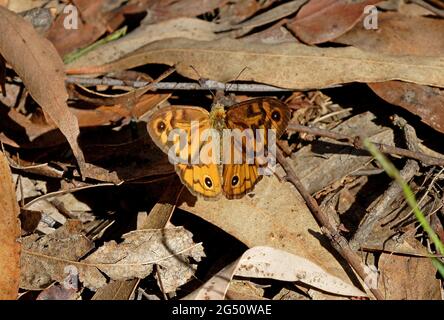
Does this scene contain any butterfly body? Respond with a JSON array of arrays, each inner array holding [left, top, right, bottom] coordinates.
[[147, 98, 290, 200]]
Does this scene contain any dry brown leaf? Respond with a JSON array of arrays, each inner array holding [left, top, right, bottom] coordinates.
[[66, 38, 444, 89], [20, 220, 94, 290], [368, 81, 444, 134], [0, 151, 21, 299], [185, 246, 365, 300], [178, 175, 356, 289], [218, 0, 267, 25], [80, 227, 205, 292], [336, 12, 444, 56], [236, 247, 364, 297], [68, 17, 218, 70], [0, 7, 86, 175], [287, 0, 381, 44], [378, 254, 441, 299]]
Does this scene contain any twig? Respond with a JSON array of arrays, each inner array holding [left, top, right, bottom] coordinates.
[[277, 149, 384, 300], [66, 76, 293, 92], [287, 123, 444, 167]]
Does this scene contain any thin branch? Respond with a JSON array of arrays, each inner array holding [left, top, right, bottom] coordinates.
[[66, 76, 294, 92], [277, 149, 384, 300], [287, 123, 444, 167]]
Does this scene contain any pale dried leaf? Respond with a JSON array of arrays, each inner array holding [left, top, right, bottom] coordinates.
[[0, 7, 86, 174], [67, 38, 444, 89], [186, 246, 365, 299], [80, 227, 205, 292], [20, 220, 94, 290]]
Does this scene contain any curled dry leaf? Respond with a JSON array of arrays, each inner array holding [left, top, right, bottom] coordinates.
[[0, 7, 86, 175], [79, 227, 205, 292], [66, 38, 444, 89], [287, 0, 381, 44], [0, 151, 21, 299], [186, 246, 365, 300]]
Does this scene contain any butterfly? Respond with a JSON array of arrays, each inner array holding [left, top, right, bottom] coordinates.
[[147, 97, 290, 200]]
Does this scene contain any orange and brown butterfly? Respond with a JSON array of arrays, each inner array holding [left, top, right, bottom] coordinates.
[[147, 96, 290, 200]]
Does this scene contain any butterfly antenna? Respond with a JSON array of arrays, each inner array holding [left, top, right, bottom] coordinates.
[[189, 65, 215, 98], [226, 66, 249, 92]]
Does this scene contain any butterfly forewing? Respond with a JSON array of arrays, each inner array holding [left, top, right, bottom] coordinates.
[[225, 98, 290, 137]]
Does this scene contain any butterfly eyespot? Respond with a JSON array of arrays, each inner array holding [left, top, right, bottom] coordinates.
[[204, 176, 213, 189], [231, 175, 239, 186], [156, 121, 166, 132], [271, 111, 281, 121]]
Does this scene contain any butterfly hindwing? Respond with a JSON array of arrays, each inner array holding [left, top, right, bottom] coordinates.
[[222, 163, 261, 199], [176, 163, 222, 199]]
